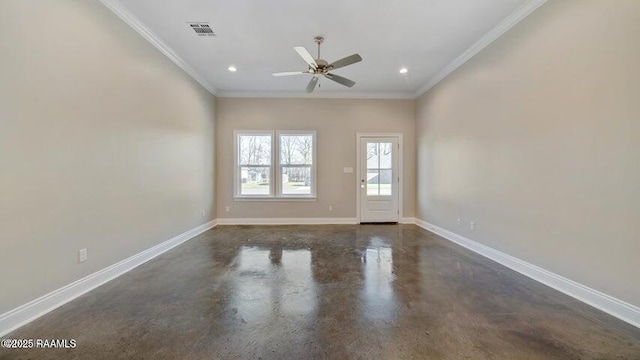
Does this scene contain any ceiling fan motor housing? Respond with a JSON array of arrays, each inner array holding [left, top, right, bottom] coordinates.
[[312, 59, 329, 74]]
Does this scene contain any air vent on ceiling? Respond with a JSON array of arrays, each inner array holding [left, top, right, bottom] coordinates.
[[188, 23, 215, 37]]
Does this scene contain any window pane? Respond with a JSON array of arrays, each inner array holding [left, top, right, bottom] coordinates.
[[379, 143, 392, 169], [366, 143, 378, 169], [240, 167, 270, 195], [379, 169, 392, 196], [367, 170, 379, 196], [282, 166, 311, 195], [280, 135, 313, 165], [239, 135, 271, 165]]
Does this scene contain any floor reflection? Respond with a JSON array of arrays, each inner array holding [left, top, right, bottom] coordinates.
[[362, 245, 397, 321], [232, 246, 317, 323], [214, 229, 422, 330], [234, 247, 272, 323], [203, 226, 428, 355], [8, 225, 637, 359], [281, 249, 316, 315]]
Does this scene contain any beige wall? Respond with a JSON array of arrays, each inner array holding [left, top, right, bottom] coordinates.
[[0, 0, 216, 313], [416, 0, 640, 307], [216, 98, 415, 219]]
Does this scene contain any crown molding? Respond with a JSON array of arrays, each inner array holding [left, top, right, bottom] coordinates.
[[216, 90, 416, 100], [98, 0, 218, 95], [99, 0, 546, 100], [414, 0, 548, 98]]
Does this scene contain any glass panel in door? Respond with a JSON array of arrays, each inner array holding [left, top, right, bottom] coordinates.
[[366, 142, 393, 197]]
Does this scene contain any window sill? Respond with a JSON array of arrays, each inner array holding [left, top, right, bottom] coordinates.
[[234, 196, 317, 202]]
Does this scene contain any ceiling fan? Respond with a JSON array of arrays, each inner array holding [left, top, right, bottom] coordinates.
[[273, 36, 362, 93]]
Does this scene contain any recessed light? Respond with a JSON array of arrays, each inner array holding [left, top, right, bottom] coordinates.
[[228, 66, 237, 72], [399, 68, 408, 74]]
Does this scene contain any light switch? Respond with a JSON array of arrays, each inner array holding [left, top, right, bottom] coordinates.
[[343, 167, 353, 173]]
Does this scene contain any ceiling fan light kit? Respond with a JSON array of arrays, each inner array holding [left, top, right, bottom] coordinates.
[[273, 36, 363, 93]]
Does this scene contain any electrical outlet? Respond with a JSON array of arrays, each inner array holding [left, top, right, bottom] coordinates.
[[201, 211, 205, 219], [78, 249, 87, 263], [225, 206, 230, 212], [456, 218, 461, 226], [470, 222, 475, 231], [329, 205, 333, 211]]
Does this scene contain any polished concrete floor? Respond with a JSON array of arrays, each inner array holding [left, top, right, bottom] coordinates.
[[2, 225, 639, 359]]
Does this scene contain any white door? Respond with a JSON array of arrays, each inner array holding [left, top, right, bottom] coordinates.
[[359, 137, 399, 223]]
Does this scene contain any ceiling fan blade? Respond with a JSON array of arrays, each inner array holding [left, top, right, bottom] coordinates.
[[306, 76, 319, 93], [272, 71, 310, 77], [325, 73, 356, 88], [294, 46, 318, 69], [328, 54, 362, 70]]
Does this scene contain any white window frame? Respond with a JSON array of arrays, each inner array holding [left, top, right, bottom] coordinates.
[[234, 130, 275, 198], [276, 130, 317, 199], [234, 130, 317, 201]]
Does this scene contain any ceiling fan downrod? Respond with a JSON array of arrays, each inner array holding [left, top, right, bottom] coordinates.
[[314, 36, 324, 59]]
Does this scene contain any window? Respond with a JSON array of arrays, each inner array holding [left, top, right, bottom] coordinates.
[[235, 130, 316, 199], [366, 142, 393, 196], [237, 133, 272, 196], [279, 133, 314, 196]]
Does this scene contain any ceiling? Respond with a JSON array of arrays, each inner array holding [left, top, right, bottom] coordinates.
[[111, 0, 533, 97]]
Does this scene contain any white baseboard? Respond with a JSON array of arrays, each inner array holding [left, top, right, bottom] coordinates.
[[216, 217, 416, 225], [6, 217, 636, 336], [216, 217, 358, 225], [0, 220, 217, 337], [414, 218, 640, 329]]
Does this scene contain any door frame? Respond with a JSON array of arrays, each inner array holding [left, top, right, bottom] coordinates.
[[356, 133, 403, 223]]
